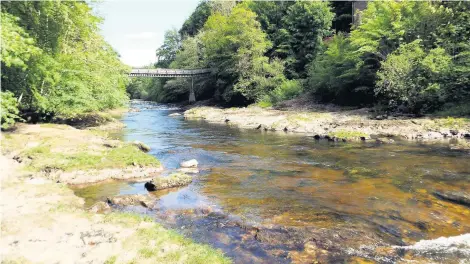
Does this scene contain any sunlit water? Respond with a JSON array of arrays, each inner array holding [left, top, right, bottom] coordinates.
[[74, 101, 470, 263]]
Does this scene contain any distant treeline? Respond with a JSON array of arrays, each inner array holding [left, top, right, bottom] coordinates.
[[1, 1, 129, 129], [129, 0, 470, 115]]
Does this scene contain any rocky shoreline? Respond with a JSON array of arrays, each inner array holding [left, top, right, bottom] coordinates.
[[183, 105, 470, 147]]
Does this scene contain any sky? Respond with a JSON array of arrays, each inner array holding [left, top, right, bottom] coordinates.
[[93, 0, 200, 67]]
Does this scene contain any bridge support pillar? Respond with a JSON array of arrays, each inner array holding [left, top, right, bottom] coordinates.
[[189, 77, 196, 103]]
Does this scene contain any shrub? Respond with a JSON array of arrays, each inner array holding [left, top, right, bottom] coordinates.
[[375, 40, 452, 113]]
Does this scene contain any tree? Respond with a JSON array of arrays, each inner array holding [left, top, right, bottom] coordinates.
[[283, 1, 334, 79], [1, 1, 129, 121], [179, 1, 212, 38], [202, 4, 285, 103], [156, 29, 181, 68]]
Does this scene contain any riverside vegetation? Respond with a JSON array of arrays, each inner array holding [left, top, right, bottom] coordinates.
[[128, 0, 470, 116]]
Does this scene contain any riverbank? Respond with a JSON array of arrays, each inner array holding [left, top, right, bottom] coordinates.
[[0, 114, 230, 263], [184, 102, 470, 147]]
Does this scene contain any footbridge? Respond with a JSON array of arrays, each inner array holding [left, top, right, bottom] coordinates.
[[129, 68, 212, 102]]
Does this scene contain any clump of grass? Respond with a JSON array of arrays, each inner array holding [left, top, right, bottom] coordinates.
[[104, 256, 117, 264], [433, 117, 470, 130], [256, 100, 273, 108], [121, 225, 231, 264], [328, 130, 368, 139], [24, 144, 160, 172]]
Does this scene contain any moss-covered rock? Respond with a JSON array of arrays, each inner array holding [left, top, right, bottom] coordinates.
[[144, 173, 192, 191]]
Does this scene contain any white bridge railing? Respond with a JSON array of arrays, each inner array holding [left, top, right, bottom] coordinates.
[[129, 68, 212, 77]]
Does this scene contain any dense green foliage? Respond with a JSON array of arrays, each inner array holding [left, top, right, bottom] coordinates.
[[124, 0, 470, 115], [1, 91, 21, 129], [1, 1, 129, 128], [308, 0, 470, 114], [132, 0, 333, 105]]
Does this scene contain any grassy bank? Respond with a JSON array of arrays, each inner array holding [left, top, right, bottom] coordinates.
[[0, 118, 230, 263]]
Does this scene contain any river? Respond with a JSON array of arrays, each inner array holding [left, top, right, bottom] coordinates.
[[74, 100, 470, 263]]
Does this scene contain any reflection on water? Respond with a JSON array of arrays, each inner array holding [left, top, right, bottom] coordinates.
[[73, 101, 470, 263]]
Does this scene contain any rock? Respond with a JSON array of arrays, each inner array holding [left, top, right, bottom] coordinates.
[[103, 140, 121, 148], [144, 173, 192, 191], [433, 191, 470, 207], [107, 194, 155, 208], [132, 140, 151, 152], [88, 201, 112, 213], [178, 167, 199, 174], [376, 137, 395, 144], [180, 159, 198, 168], [425, 131, 443, 140], [168, 113, 181, 117], [450, 129, 459, 136], [375, 115, 387, 120]]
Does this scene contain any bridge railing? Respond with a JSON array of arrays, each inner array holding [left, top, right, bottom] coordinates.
[[130, 68, 212, 76]]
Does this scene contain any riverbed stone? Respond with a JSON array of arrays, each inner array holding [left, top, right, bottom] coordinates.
[[107, 194, 155, 208], [144, 172, 192, 191], [433, 191, 470, 207], [178, 167, 199, 174], [376, 137, 395, 144], [180, 159, 198, 168], [132, 140, 151, 152]]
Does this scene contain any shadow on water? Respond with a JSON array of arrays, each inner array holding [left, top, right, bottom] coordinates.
[[73, 100, 470, 263]]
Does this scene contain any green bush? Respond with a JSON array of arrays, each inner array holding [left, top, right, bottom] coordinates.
[[1, 91, 21, 130], [376, 40, 452, 113]]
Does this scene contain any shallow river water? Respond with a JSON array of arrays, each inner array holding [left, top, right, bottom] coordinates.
[[74, 101, 470, 263]]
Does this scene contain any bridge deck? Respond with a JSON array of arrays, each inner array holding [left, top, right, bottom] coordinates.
[[129, 68, 212, 77]]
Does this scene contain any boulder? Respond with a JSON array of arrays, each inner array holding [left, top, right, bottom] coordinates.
[[169, 113, 181, 117], [88, 201, 112, 214], [107, 194, 155, 208], [180, 159, 198, 168], [144, 173, 192, 191], [132, 140, 151, 152], [433, 191, 470, 207]]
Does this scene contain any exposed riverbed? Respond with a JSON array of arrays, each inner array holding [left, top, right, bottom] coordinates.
[[74, 101, 470, 263]]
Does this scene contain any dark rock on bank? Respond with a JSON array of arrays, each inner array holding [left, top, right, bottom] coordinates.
[[132, 140, 151, 152]]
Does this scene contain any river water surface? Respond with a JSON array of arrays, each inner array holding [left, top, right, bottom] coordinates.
[[74, 101, 470, 263]]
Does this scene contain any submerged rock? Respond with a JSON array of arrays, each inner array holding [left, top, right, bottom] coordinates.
[[180, 159, 198, 168], [88, 201, 111, 214], [144, 173, 192, 191], [132, 140, 151, 152], [178, 167, 200, 174], [107, 194, 155, 208], [433, 191, 470, 207]]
